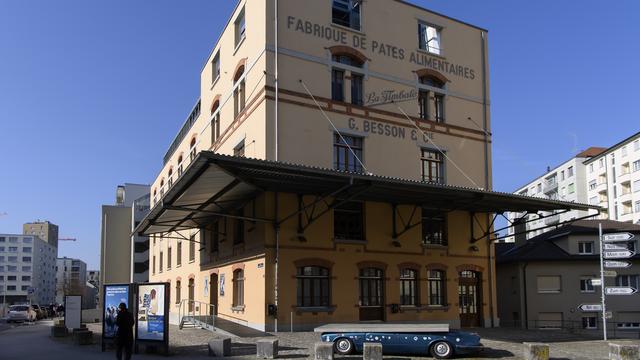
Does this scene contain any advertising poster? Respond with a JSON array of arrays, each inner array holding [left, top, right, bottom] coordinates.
[[103, 285, 130, 339], [137, 283, 166, 341]]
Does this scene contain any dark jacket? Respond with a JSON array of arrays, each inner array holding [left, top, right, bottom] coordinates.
[[115, 309, 135, 342]]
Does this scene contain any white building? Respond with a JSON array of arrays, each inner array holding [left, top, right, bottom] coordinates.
[[506, 147, 605, 241], [0, 234, 57, 306], [56, 257, 87, 304], [584, 132, 640, 225]]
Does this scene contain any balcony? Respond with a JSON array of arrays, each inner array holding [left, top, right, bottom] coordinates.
[[596, 181, 608, 193], [543, 181, 558, 194]]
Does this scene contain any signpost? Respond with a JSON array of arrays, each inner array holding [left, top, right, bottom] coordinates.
[[597, 229, 637, 341], [605, 287, 637, 296], [589, 279, 602, 286]]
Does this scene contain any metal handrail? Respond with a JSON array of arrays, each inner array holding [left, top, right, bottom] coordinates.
[[178, 299, 215, 330]]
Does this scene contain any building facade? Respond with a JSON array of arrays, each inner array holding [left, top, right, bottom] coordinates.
[[584, 132, 640, 225], [506, 148, 605, 242], [100, 183, 150, 289], [23, 220, 59, 248], [497, 220, 640, 333], [56, 257, 88, 304], [0, 234, 57, 306]]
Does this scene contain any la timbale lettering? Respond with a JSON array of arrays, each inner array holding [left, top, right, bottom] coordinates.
[[286, 16, 476, 80]]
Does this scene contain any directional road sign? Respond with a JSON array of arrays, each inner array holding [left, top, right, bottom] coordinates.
[[603, 232, 635, 242], [603, 270, 617, 277], [605, 312, 613, 319], [603, 250, 635, 259], [589, 279, 602, 286], [578, 304, 603, 312], [604, 243, 630, 251], [605, 287, 637, 296], [604, 260, 632, 268]]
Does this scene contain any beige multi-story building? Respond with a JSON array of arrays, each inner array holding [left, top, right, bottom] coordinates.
[[23, 220, 59, 248], [585, 132, 640, 224], [138, 0, 592, 331]]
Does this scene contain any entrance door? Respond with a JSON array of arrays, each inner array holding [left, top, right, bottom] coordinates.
[[209, 273, 218, 315], [458, 270, 481, 327], [188, 278, 195, 313], [359, 267, 385, 321]]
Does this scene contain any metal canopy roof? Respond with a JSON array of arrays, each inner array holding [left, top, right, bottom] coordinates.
[[136, 152, 598, 236]]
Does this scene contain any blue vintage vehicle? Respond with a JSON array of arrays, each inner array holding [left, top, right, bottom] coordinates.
[[316, 324, 483, 359]]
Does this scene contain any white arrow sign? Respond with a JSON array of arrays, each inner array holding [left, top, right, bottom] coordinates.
[[603, 232, 635, 242], [603, 250, 635, 259], [589, 279, 602, 286], [604, 243, 630, 251], [604, 260, 632, 268], [603, 270, 618, 277], [578, 304, 603, 312], [605, 287, 637, 296]]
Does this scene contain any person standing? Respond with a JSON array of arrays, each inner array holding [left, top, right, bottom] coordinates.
[[115, 302, 135, 360]]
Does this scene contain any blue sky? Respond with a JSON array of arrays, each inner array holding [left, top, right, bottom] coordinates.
[[0, 1, 638, 268]]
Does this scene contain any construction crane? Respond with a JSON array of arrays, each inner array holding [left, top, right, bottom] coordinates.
[[59, 237, 77, 242]]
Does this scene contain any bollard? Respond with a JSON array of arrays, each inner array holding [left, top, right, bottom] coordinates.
[[314, 342, 333, 360], [208, 338, 232, 357], [523, 342, 549, 360], [256, 339, 278, 359], [363, 342, 383, 360], [609, 343, 640, 360]]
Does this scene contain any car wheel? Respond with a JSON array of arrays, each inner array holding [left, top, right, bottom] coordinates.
[[333, 338, 354, 355], [430, 341, 453, 359]]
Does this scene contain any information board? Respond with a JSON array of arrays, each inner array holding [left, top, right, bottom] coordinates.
[[64, 295, 82, 330]]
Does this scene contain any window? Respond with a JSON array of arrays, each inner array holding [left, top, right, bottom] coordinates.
[[418, 23, 441, 55], [7, 286, 16, 291], [331, 69, 345, 102], [427, 270, 446, 306], [296, 266, 330, 307], [400, 268, 418, 306], [359, 267, 383, 306], [333, 134, 363, 172], [589, 196, 599, 205], [177, 241, 182, 267], [8, 256, 17, 263], [167, 247, 172, 270], [8, 247, 17, 253], [418, 76, 445, 122], [211, 53, 220, 83], [233, 269, 245, 307], [633, 160, 640, 172], [175, 280, 181, 304], [568, 166, 574, 177], [211, 106, 220, 144], [615, 275, 639, 288], [422, 209, 447, 245], [635, 201, 640, 214], [421, 149, 444, 183], [589, 163, 594, 173], [617, 322, 640, 330], [351, 73, 364, 106], [233, 68, 246, 118], [434, 94, 445, 122], [22, 276, 31, 282], [560, 171, 565, 181], [22, 257, 31, 263], [622, 146, 628, 157], [0, 237, 4, 243], [189, 235, 196, 262], [332, 0, 361, 31], [580, 277, 595, 293], [537, 275, 561, 293], [7, 276, 16, 281], [189, 137, 197, 161], [589, 180, 597, 190], [578, 242, 594, 255], [177, 155, 184, 177], [334, 201, 364, 240], [582, 316, 597, 329], [152, 256, 156, 275], [634, 140, 640, 151], [8, 237, 17, 243], [599, 158, 604, 168], [23, 246, 32, 253], [22, 266, 31, 272], [234, 7, 246, 48], [233, 140, 245, 157], [159, 252, 163, 273], [568, 183, 575, 194]]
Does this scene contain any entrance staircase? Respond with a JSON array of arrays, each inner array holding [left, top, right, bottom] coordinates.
[[178, 299, 216, 332]]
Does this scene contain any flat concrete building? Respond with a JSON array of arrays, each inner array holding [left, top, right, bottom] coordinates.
[[23, 220, 59, 248], [55, 257, 87, 304]]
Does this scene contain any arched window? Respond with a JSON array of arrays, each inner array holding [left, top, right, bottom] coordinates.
[[232, 269, 245, 307], [177, 154, 184, 176], [188, 278, 195, 312], [175, 280, 181, 304], [189, 137, 197, 161], [330, 51, 365, 105], [233, 65, 246, 119], [160, 179, 165, 197], [296, 266, 330, 307], [399, 268, 418, 306], [211, 99, 221, 144], [168, 168, 174, 187], [417, 74, 446, 122], [427, 269, 446, 306]]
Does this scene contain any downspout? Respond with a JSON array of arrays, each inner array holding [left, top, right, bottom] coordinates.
[[274, 192, 279, 332], [522, 262, 529, 329], [481, 31, 495, 328], [274, 0, 279, 161]]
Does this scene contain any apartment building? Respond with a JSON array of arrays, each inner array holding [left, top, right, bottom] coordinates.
[[23, 220, 59, 248], [506, 148, 605, 241], [100, 183, 150, 288], [55, 257, 87, 304], [584, 132, 640, 225], [497, 220, 640, 332], [0, 234, 57, 305], [138, 0, 593, 331]]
